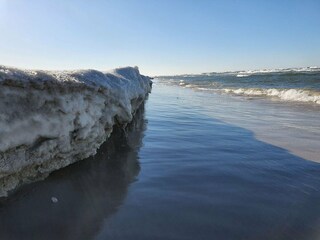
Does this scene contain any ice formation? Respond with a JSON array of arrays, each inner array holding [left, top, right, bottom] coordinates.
[[0, 65, 152, 197]]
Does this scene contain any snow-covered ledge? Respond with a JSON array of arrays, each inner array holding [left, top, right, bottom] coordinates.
[[0, 65, 152, 197]]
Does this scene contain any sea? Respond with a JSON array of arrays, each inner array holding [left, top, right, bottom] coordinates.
[[161, 67, 320, 105], [0, 67, 320, 240], [158, 67, 320, 162]]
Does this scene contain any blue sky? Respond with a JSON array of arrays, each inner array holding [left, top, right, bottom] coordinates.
[[0, 0, 319, 75]]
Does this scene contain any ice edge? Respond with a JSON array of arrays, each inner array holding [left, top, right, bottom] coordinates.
[[0, 65, 152, 197]]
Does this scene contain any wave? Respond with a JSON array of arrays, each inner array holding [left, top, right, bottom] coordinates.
[[185, 84, 197, 88], [236, 74, 250, 77], [235, 67, 320, 77], [222, 88, 320, 104], [157, 66, 320, 79], [179, 80, 186, 86]]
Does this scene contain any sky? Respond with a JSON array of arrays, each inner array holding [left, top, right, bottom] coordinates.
[[0, 0, 319, 76]]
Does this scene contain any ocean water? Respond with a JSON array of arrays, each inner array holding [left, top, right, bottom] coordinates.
[[159, 67, 320, 105], [158, 68, 320, 162], [1, 79, 320, 239]]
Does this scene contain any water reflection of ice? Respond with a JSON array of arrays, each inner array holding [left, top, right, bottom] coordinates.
[[0, 105, 147, 240]]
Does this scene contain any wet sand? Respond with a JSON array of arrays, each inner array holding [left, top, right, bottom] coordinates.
[[1, 84, 320, 240]]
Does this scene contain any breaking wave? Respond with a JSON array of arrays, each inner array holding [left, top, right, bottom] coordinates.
[[222, 88, 320, 104], [235, 67, 320, 77], [157, 66, 320, 106]]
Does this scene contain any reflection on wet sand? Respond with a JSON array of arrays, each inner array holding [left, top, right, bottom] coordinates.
[[0, 105, 147, 240]]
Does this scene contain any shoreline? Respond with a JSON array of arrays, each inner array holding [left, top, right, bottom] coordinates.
[[1, 83, 320, 239], [156, 81, 320, 163]]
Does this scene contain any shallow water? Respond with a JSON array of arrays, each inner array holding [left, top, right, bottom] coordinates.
[[157, 80, 320, 162], [1, 84, 320, 240], [159, 68, 320, 105]]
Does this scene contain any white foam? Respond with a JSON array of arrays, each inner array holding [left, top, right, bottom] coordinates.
[[179, 80, 186, 86], [223, 88, 320, 104], [236, 67, 320, 76], [236, 74, 250, 77], [197, 87, 213, 91]]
